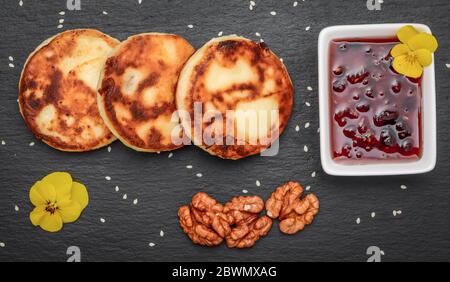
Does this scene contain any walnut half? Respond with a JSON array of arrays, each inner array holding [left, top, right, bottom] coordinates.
[[265, 181, 319, 234]]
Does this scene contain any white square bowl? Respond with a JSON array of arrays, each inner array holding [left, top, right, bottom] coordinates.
[[318, 24, 436, 176]]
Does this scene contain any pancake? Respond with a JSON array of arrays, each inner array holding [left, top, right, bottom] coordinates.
[[97, 33, 195, 152], [176, 35, 294, 160], [19, 29, 119, 152]]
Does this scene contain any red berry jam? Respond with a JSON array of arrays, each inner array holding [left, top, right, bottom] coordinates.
[[329, 38, 422, 162]]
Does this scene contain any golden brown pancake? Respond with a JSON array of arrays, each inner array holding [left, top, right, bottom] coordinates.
[[19, 29, 119, 152], [97, 33, 195, 152], [176, 35, 294, 160]]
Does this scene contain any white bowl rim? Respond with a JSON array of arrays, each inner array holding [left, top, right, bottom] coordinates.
[[318, 23, 437, 176]]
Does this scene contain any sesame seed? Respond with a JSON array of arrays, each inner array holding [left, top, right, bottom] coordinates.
[[102, 11, 108, 15], [255, 180, 261, 187], [305, 185, 311, 191], [59, 19, 64, 23], [1, 140, 6, 145], [186, 165, 193, 169], [317, 128, 320, 133], [295, 125, 300, 132], [196, 173, 202, 178], [270, 11, 277, 16], [19, 0, 23, 7], [305, 101, 311, 107], [133, 199, 138, 205], [305, 26, 311, 31], [187, 24, 194, 29], [249, 5, 253, 10], [107, 146, 111, 152], [242, 189, 248, 194], [115, 186, 119, 192], [280, 58, 283, 62], [138, 0, 143, 4], [356, 217, 361, 224], [14, 205, 19, 212], [217, 31, 223, 36], [259, 38, 264, 43], [393, 210, 397, 216], [397, 210, 402, 215], [293, 1, 298, 7], [303, 145, 309, 152], [8, 56, 13, 61], [8, 63, 14, 68], [250, 1, 256, 6], [29, 142, 35, 146], [304, 122, 310, 128], [0, 242, 5, 247], [59, 11, 65, 15], [57, 24, 63, 29], [400, 185, 407, 190], [446, 63, 450, 68], [149, 242, 156, 247], [105, 176, 111, 181], [311, 171, 316, 177], [168, 152, 173, 158], [123, 194, 127, 200], [160, 230, 164, 237], [100, 218, 105, 223], [307, 86, 313, 91], [371, 212, 376, 218], [255, 32, 261, 37]]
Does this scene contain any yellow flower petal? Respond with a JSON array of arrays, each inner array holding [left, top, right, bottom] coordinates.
[[391, 44, 410, 57], [397, 25, 419, 43], [58, 201, 81, 223], [414, 49, 433, 67], [392, 55, 423, 78], [29, 206, 46, 226], [407, 33, 438, 53], [42, 172, 72, 202], [39, 212, 63, 232], [71, 182, 89, 210], [29, 181, 56, 205]]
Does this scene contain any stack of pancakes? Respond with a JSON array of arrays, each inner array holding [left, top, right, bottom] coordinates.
[[19, 29, 293, 159]]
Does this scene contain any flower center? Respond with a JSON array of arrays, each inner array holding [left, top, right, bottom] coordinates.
[[45, 202, 58, 214]]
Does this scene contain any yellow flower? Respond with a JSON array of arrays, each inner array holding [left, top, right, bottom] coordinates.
[[29, 172, 88, 232], [391, 25, 438, 78]]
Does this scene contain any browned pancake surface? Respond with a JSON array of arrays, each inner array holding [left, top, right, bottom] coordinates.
[[19, 29, 119, 151], [98, 33, 195, 151], [177, 36, 294, 159]]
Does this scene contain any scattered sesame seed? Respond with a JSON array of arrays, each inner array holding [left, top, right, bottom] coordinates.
[[242, 189, 248, 194], [149, 242, 156, 247], [255, 180, 261, 187], [0, 242, 5, 247], [311, 171, 316, 177], [270, 11, 277, 16], [160, 230, 164, 237], [138, 0, 143, 4], [133, 199, 138, 205], [307, 86, 313, 91], [115, 186, 119, 192], [14, 205, 19, 212], [356, 217, 361, 224], [8, 63, 14, 68], [293, 1, 298, 7], [29, 142, 35, 146], [187, 24, 194, 29], [400, 185, 407, 190], [19, 0, 23, 7], [259, 38, 264, 43], [295, 125, 300, 132], [186, 165, 193, 169], [100, 218, 105, 223], [380, 250, 385, 255], [371, 212, 376, 218], [1, 140, 6, 145], [57, 24, 63, 29], [393, 210, 397, 216], [397, 210, 402, 215], [317, 128, 320, 133], [255, 32, 261, 37], [303, 145, 309, 152], [217, 31, 223, 36], [446, 63, 450, 68], [102, 11, 108, 15], [107, 146, 111, 152], [196, 173, 203, 178], [280, 58, 283, 62], [305, 26, 311, 31], [250, 1, 256, 6], [305, 185, 311, 191], [105, 176, 111, 181], [8, 56, 13, 61], [305, 101, 311, 107], [304, 122, 310, 128], [59, 11, 65, 15], [123, 194, 127, 200], [168, 152, 173, 158], [249, 5, 253, 10], [59, 19, 64, 23]]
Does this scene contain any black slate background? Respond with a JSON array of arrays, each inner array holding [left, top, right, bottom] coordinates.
[[0, 0, 449, 262]]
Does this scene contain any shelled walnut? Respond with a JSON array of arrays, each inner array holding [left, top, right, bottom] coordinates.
[[265, 181, 320, 234]]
